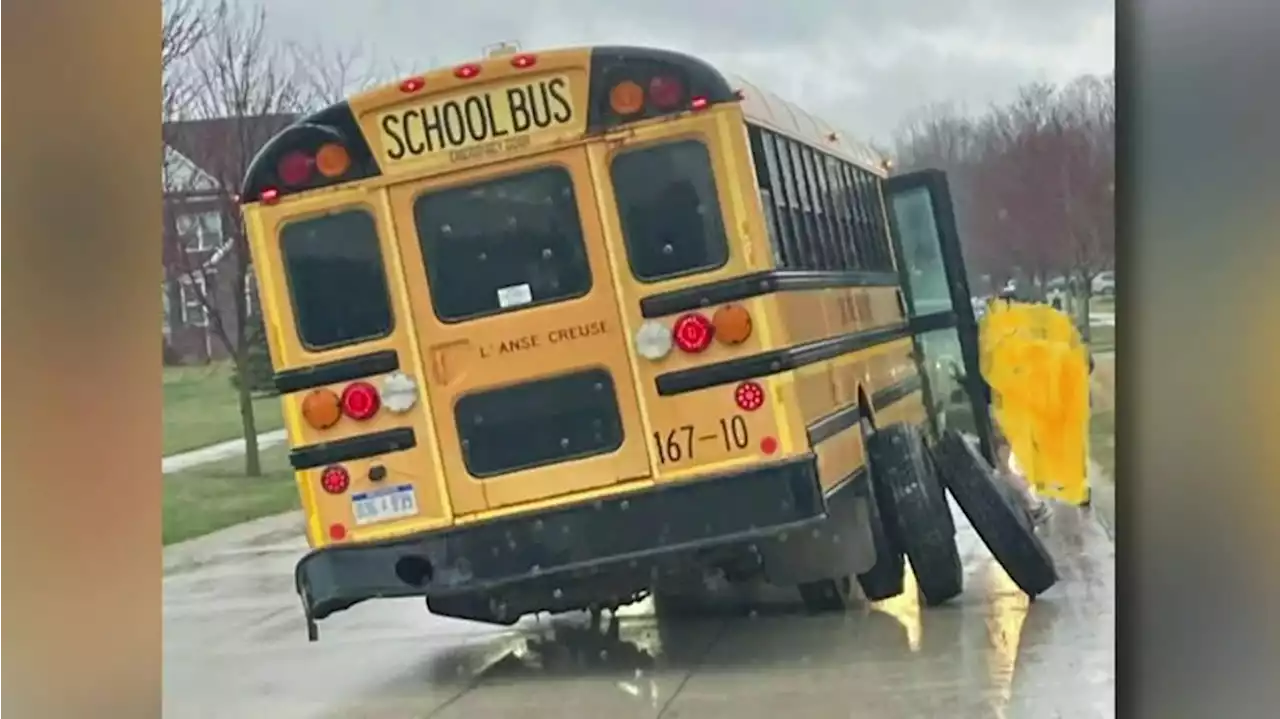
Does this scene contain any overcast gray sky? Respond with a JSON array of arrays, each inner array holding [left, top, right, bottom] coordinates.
[[255, 0, 1114, 143]]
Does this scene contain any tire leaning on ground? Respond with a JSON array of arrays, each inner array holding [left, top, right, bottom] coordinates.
[[934, 429, 1059, 598], [866, 423, 964, 606]]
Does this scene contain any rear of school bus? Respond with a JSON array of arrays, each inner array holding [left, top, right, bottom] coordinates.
[[241, 45, 882, 638]]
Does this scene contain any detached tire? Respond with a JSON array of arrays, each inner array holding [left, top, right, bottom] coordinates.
[[856, 479, 906, 601], [867, 423, 963, 606], [934, 430, 1058, 598]]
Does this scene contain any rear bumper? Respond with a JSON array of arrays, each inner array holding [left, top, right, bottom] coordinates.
[[296, 455, 825, 624]]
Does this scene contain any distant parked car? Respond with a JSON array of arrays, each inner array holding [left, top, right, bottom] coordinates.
[[1092, 271, 1115, 295]]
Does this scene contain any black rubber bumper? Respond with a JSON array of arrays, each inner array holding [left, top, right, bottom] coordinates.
[[296, 455, 825, 622]]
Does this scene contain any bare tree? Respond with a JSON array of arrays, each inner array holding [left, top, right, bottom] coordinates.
[[162, 0, 209, 120], [163, 0, 305, 476]]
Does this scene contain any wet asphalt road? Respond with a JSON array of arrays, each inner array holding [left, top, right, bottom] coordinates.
[[163, 499, 1114, 719]]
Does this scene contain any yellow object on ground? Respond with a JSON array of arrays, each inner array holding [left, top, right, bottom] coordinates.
[[979, 299, 1091, 505]]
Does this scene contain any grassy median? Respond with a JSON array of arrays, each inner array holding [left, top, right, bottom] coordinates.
[[163, 445, 300, 545], [163, 362, 285, 455]]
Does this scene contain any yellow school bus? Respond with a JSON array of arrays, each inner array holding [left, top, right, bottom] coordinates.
[[240, 44, 992, 639]]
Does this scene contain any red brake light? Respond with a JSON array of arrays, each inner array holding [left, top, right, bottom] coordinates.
[[340, 381, 381, 420], [454, 63, 481, 79], [399, 76, 425, 93], [511, 54, 537, 69], [735, 381, 765, 411], [278, 150, 312, 186], [691, 96, 710, 111], [329, 523, 347, 540], [320, 465, 350, 494], [260, 187, 280, 204], [672, 313, 714, 353], [648, 76, 684, 109]]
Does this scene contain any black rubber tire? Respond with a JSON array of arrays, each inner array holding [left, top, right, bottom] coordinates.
[[867, 423, 964, 606], [934, 430, 1059, 598], [798, 575, 856, 613], [856, 480, 907, 601]]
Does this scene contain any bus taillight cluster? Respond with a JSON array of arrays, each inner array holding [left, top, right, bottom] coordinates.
[[274, 142, 351, 191], [634, 304, 753, 360], [298, 373, 418, 431], [608, 74, 706, 118]]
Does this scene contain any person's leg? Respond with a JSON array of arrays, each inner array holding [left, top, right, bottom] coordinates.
[[991, 427, 1051, 526]]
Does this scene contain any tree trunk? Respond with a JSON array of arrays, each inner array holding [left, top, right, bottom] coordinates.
[[238, 366, 261, 476]]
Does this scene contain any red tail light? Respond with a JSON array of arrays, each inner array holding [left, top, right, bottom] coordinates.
[[454, 63, 481, 79], [341, 381, 381, 420], [672, 313, 715, 353], [734, 381, 765, 411], [260, 187, 280, 204], [648, 76, 684, 109], [277, 150, 312, 186], [320, 465, 351, 494], [691, 96, 710, 111]]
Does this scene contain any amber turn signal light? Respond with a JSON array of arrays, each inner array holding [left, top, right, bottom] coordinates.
[[712, 304, 753, 345], [301, 388, 342, 429], [609, 80, 645, 115]]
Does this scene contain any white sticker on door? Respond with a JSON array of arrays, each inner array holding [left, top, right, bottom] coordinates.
[[496, 283, 534, 308]]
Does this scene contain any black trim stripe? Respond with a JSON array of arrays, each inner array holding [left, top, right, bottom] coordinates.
[[806, 373, 925, 446], [908, 310, 958, 335], [655, 322, 911, 396], [639, 269, 900, 319], [274, 351, 399, 394], [290, 428, 416, 470]]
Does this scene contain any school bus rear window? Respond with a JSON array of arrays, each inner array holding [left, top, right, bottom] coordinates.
[[280, 209, 393, 350], [413, 166, 592, 323], [611, 139, 729, 282], [455, 367, 624, 478]]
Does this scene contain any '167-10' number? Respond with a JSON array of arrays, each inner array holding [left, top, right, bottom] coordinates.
[[652, 416, 750, 465]]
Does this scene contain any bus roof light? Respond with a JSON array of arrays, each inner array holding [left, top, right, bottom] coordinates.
[[648, 76, 684, 110], [340, 381, 381, 420], [278, 150, 313, 187], [609, 80, 645, 116], [260, 187, 280, 204], [399, 76, 425, 93], [712, 304, 753, 345], [320, 465, 351, 494], [511, 53, 537, 69], [690, 96, 710, 111], [315, 143, 351, 178], [672, 313, 714, 353], [454, 63, 481, 79]]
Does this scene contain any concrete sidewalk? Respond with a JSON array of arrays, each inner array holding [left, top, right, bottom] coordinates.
[[162, 429, 288, 474]]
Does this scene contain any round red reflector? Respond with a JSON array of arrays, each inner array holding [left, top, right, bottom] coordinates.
[[672, 313, 714, 353], [341, 381, 381, 420], [454, 63, 481, 79], [399, 76, 425, 93], [320, 465, 350, 494], [278, 150, 312, 186], [649, 76, 684, 109], [511, 54, 537, 68], [760, 436, 779, 455], [735, 381, 766, 411], [329, 523, 347, 541]]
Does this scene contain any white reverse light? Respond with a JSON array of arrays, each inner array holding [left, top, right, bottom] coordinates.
[[634, 320, 674, 361], [381, 371, 418, 413]]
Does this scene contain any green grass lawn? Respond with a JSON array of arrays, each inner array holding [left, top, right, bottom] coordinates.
[[163, 445, 300, 545], [163, 362, 284, 456]]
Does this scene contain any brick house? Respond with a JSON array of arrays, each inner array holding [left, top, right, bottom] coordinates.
[[162, 114, 295, 364]]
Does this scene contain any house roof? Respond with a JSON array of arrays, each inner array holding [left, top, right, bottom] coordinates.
[[163, 114, 296, 193]]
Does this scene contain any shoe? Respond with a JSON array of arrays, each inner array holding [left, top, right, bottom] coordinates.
[[1029, 501, 1052, 527]]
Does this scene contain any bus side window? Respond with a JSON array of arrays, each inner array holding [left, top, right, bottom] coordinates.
[[869, 178, 895, 272], [759, 131, 801, 268], [803, 145, 841, 270], [824, 156, 856, 270], [839, 163, 873, 272], [746, 125, 787, 266], [781, 138, 822, 269], [769, 134, 808, 269]]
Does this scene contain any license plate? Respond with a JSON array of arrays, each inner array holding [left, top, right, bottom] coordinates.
[[351, 484, 418, 526]]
